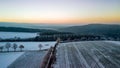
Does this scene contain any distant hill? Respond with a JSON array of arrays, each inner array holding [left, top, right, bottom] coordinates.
[[0, 27, 57, 33], [0, 22, 66, 30], [59, 24, 120, 37], [1, 22, 120, 38]]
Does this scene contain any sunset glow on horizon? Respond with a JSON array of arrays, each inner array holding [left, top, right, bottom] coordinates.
[[0, 0, 120, 25]]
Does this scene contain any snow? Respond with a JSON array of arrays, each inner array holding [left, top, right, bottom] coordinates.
[[0, 41, 56, 68], [0, 41, 56, 51], [54, 41, 120, 68], [8, 51, 47, 68], [0, 32, 37, 39], [105, 41, 120, 45], [0, 52, 24, 68]]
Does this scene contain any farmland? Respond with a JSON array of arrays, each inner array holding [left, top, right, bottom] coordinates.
[[0, 41, 120, 68], [0, 32, 37, 39], [0, 52, 24, 68], [0, 41, 55, 68], [8, 51, 46, 68], [54, 41, 120, 68], [0, 42, 56, 51]]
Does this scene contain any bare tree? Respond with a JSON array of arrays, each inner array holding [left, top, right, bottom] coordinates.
[[5, 42, 11, 52], [0, 46, 4, 52], [38, 44, 42, 51], [19, 45, 24, 52], [12, 43, 18, 52]]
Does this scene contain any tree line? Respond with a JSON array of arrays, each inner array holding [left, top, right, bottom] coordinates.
[[0, 42, 24, 52], [0, 31, 120, 42], [0, 43, 46, 53]]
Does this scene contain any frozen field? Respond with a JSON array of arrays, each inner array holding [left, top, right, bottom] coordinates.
[[0, 32, 37, 39], [0, 41, 56, 68], [54, 41, 120, 68], [0, 41, 56, 51], [105, 41, 120, 45], [0, 52, 24, 68], [8, 51, 47, 68]]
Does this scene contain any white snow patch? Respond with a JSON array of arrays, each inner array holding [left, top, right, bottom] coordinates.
[[0, 32, 37, 39], [0, 42, 56, 51], [105, 41, 120, 46], [0, 52, 24, 68]]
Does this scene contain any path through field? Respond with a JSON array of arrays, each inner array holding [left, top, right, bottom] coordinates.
[[8, 51, 46, 68], [54, 41, 120, 68]]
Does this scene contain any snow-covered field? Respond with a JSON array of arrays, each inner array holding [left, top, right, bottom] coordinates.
[[54, 41, 120, 68], [0, 32, 37, 39], [0, 41, 56, 51], [105, 41, 120, 45], [0, 41, 55, 68], [0, 52, 24, 68], [8, 51, 47, 68]]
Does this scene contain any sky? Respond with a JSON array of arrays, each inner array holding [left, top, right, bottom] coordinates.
[[0, 0, 120, 25]]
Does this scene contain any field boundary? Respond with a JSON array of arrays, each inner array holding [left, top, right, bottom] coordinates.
[[40, 40, 59, 68]]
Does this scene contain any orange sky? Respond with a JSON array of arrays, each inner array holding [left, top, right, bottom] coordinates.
[[0, 0, 120, 25], [0, 16, 120, 25]]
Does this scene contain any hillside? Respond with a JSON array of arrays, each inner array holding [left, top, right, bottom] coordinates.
[[0, 22, 66, 29], [60, 24, 120, 37], [0, 27, 57, 33]]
